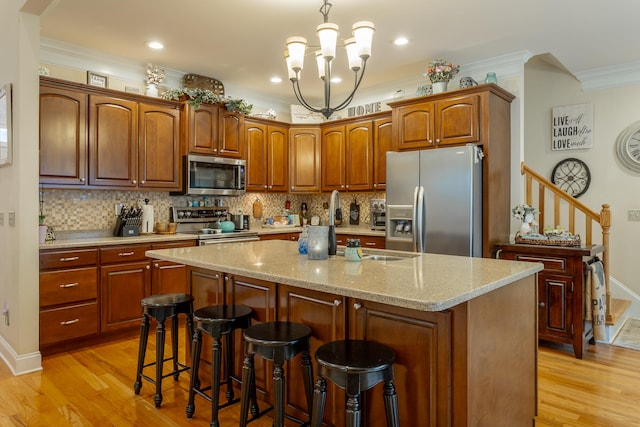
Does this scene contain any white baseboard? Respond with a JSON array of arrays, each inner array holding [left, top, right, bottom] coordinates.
[[0, 335, 42, 376]]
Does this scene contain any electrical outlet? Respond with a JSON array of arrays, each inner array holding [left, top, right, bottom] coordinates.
[[2, 302, 8, 326], [8, 211, 15, 227], [628, 209, 640, 221]]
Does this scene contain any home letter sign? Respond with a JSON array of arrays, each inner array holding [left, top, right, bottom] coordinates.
[[551, 104, 593, 150]]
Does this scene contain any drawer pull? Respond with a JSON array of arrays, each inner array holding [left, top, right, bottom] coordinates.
[[59, 256, 80, 262], [59, 282, 79, 288], [364, 242, 376, 246], [118, 251, 135, 257], [60, 319, 80, 326]]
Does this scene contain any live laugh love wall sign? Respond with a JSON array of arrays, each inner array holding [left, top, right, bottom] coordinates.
[[552, 104, 593, 150]]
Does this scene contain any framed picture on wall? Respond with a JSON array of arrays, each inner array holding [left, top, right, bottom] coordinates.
[[0, 83, 12, 167], [87, 71, 108, 88]]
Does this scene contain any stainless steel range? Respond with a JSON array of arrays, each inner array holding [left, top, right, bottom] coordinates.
[[170, 206, 259, 245]]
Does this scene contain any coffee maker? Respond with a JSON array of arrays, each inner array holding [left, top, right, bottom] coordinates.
[[369, 199, 386, 230]]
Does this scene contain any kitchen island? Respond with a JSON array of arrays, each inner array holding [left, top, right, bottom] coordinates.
[[147, 240, 542, 427]]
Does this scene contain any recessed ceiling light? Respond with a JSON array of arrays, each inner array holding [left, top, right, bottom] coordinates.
[[145, 41, 164, 50], [394, 37, 409, 46], [271, 77, 283, 83]]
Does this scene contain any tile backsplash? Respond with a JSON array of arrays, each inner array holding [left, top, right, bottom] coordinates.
[[41, 189, 386, 232]]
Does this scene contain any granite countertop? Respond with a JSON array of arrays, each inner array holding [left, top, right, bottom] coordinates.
[[146, 240, 542, 312], [39, 232, 198, 250], [40, 225, 384, 250]]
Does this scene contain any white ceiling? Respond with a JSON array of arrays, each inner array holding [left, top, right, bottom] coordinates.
[[39, 0, 640, 105]]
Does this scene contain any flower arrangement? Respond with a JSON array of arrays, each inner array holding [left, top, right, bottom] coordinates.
[[512, 204, 538, 223], [424, 59, 460, 83], [161, 87, 252, 114], [146, 63, 165, 86]]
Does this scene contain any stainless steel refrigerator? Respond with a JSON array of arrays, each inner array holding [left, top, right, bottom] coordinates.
[[385, 144, 483, 256]]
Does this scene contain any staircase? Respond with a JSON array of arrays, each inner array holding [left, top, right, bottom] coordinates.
[[520, 162, 629, 327]]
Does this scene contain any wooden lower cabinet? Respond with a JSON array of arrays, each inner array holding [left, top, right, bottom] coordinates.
[[39, 248, 99, 349], [335, 233, 385, 249], [100, 260, 151, 333], [227, 274, 278, 402], [150, 241, 196, 294], [348, 298, 451, 426], [279, 285, 347, 425]]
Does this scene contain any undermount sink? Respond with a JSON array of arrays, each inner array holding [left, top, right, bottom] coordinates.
[[335, 250, 419, 261]]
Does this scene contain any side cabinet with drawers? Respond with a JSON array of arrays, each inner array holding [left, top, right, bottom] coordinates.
[[496, 243, 604, 358], [39, 239, 196, 352], [39, 248, 100, 348]]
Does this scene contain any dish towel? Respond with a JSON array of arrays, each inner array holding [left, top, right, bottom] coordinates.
[[585, 260, 606, 341]]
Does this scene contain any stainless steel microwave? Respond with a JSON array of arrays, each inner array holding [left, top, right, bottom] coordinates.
[[173, 155, 246, 196]]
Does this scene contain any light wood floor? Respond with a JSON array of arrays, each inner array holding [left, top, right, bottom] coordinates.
[[1, 333, 639, 426]]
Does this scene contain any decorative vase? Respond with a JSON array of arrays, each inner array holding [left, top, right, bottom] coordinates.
[[146, 84, 158, 97], [519, 221, 531, 235], [485, 72, 497, 84], [432, 81, 448, 94], [39, 225, 47, 244]]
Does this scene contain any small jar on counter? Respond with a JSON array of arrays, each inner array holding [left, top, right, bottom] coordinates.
[[344, 239, 363, 262]]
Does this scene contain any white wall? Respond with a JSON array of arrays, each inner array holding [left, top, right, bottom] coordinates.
[[524, 55, 640, 297], [0, 0, 44, 374]]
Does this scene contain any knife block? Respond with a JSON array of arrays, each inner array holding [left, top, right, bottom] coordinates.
[[120, 224, 140, 237]]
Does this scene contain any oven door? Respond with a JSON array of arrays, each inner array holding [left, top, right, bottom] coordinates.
[[199, 236, 260, 245]]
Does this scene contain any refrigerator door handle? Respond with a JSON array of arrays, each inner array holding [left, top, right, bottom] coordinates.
[[416, 186, 425, 252], [412, 186, 419, 252]]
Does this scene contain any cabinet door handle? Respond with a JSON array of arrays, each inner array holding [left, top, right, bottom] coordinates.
[[353, 302, 362, 310], [118, 252, 135, 257], [59, 282, 79, 288], [145, 265, 150, 270], [539, 302, 546, 307], [333, 299, 342, 306], [132, 180, 137, 184], [79, 178, 85, 182], [154, 263, 159, 268], [60, 319, 80, 326], [59, 256, 80, 262], [141, 180, 145, 185], [213, 274, 220, 280], [436, 138, 440, 143]]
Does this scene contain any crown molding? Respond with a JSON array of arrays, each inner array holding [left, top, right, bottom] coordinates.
[[575, 61, 640, 91]]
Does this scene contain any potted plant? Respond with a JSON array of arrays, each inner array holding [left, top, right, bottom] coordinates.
[[145, 63, 165, 97], [161, 87, 252, 114], [424, 59, 460, 93]]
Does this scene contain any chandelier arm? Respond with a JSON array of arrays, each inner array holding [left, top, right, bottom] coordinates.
[[332, 59, 368, 111], [323, 59, 332, 112], [291, 79, 323, 114]]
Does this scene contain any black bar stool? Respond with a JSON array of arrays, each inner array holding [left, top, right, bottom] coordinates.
[[133, 293, 194, 408], [311, 340, 400, 427], [186, 305, 253, 427], [239, 321, 314, 427]]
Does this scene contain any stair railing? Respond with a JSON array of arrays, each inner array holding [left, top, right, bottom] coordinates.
[[520, 162, 612, 321]]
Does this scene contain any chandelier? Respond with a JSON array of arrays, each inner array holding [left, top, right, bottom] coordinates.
[[285, 0, 374, 119]]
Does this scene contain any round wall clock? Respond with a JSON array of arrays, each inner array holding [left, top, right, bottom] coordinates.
[[551, 158, 591, 198], [615, 121, 640, 173]]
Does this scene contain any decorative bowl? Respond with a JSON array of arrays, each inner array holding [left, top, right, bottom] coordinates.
[[218, 221, 236, 232]]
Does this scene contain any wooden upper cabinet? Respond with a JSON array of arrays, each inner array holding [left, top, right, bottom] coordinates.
[[436, 95, 480, 146], [138, 103, 181, 189], [289, 127, 321, 193], [219, 110, 244, 158], [394, 94, 480, 150], [345, 120, 373, 191], [373, 114, 394, 190], [246, 120, 288, 192], [39, 86, 88, 186], [89, 95, 138, 187], [321, 125, 346, 191], [267, 124, 289, 192], [246, 120, 268, 191], [185, 103, 219, 155]]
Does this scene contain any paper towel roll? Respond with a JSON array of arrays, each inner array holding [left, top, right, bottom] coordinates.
[[141, 205, 154, 234]]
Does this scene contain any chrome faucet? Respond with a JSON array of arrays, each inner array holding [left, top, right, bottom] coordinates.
[[328, 190, 340, 255]]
